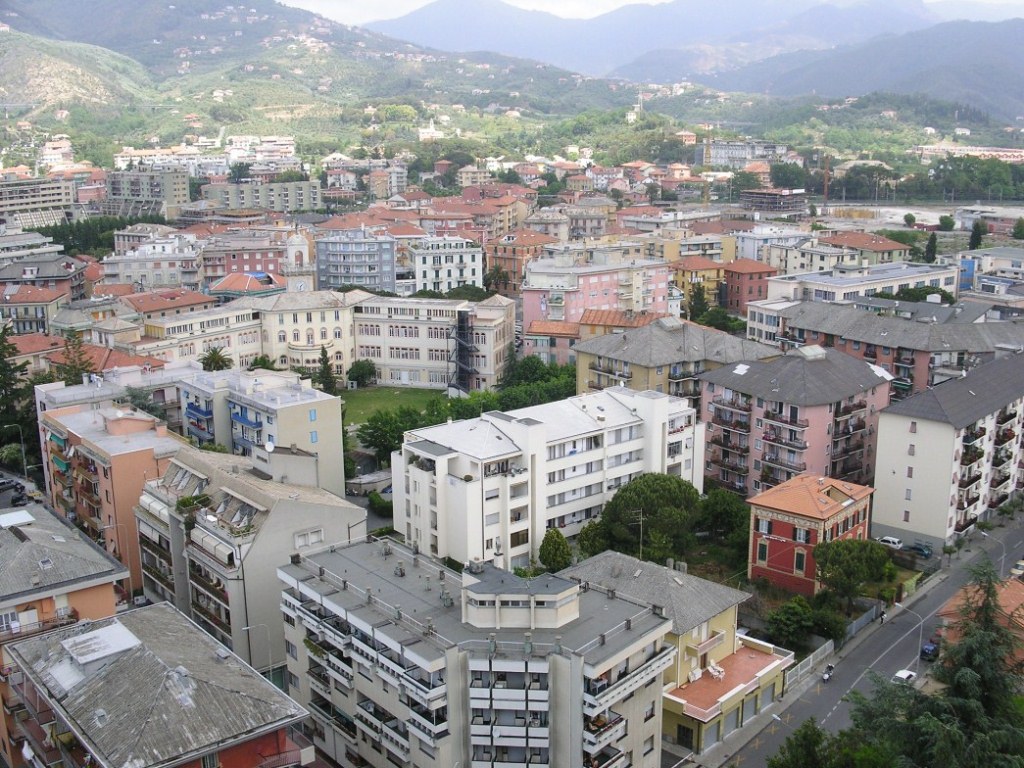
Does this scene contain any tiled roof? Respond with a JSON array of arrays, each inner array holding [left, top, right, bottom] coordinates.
[[675, 256, 722, 272], [209, 272, 286, 293], [748, 475, 874, 521], [0, 284, 67, 303], [560, 551, 750, 635], [11, 333, 62, 356], [527, 320, 580, 337], [724, 258, 777, 275], [493, 228, 560, 247], [92, 283, 138, 297], [820, 231, 909, 252], [579, 309, 667, 329], [122, 290, 214, 313], [882, 352, 1024, 428], [46, 344, 165, 372]]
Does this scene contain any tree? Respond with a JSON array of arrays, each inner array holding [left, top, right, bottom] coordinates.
[[697, 488, 750, 563], [903, 212, 916, 227], [56, 330, 94, 386], [445, 285, 489, 302], [199, 347, 234, 371], [766, 596, 815, 650], [248, 354, 279, 371], [770, 163, 806, 189], [483, 264, 510, 293], [696, 307, 744, 333], [122, 386, 164, 419], [924, 231, 938, 263], [938, 215, 956, 231], [969, 219, 986, 250], [1012, 217, 1024, 240], [600, 474, 701, 561], [731, 171, 762, 192], [538, 528, 572, 572], [314, 346, 337, 395], [0, 324, 29, 428], [228, 162, 252, 183], [766, 718, 835, 768], [814, 539, 890, 614], [808, 203, 818, 217], [687, 284, 710, 320], [576, 520, 609, 558], [356, 410, 405, 465], [346, 359, 377, 388]]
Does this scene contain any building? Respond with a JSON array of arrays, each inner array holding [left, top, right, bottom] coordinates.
[[0, 284, 67, 334], [562, 552, 793, 756], [0, 252, 89, 301], [872, 353, 1024, 551], [411, 236, 485, 294], [279, 540, 676, 768], [197, 233, 302, 289], [393, 388, 704, 567], [208, 271, 287, 303], [112, 222, 178, 255], [6, 603, 313, 768], [574, 317, 778, 409], [698, 346, 892, 496], [202, 180, 322, 214], [723, 258, 778, 316], [738, 188, 807, 216], [0, 504, 127, 768], [819, 232, 910, 265], [135, 445, 365, 672], [178, 368, 345, 495], [937, 578, 1024, 668], [697, 140, 789, 169], [122, 289, 218, 322], [0, 176, 75, 228], [315, 229, 398, 293], [763, 238, 859, 275], [734, 226, 807, 262], [103, 169, 190, 218], [0, 224, 64, 264], [747, 475, 874, 596], [100, 234, 201, 289], [672, 256, 726, 317], [486, 228, 561, 297], [39, 406, 183, 598], [766, 261, 960, 304]]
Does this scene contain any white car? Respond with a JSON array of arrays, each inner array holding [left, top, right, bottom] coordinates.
[[878, 536, 903, 550], [1010, 559, 1024, 578], [891, 669, 917, 685]]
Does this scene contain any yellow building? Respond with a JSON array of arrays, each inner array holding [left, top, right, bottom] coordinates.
[[673, 255, 727, 317], [562, 552, 793, 756]]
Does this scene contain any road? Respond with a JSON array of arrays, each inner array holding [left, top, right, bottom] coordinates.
[[718, 521, 1024, 768]]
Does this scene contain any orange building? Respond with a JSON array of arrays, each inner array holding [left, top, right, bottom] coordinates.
[[747, 475, 874, 596], [0, 504, 127, 767], [40, 407, 183, 600], [485, 228, 560, 297]]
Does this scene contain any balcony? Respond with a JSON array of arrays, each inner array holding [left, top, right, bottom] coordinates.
[[762, 410, 809, 429], [191, 600, 230, 634], [995, 429, 1016, 447], [0, 611, 77, 644], [589, 746, 626, 768], [583, 646, 675, 714], [708, 452, 749, 474], [230, 410, 263, 429], [139, 535, 172, 563], [997, 409, 1017, 426], [588, 362, 632, 379], [143, 563, 174, 590], [185, 401, 213, 419], [835, 400, 867, 417], [963, 427, 987, 446], [957, 493, 981, 511], [253, 726, 315, 768], [958, 471, 983, 489], [709, 435, 750, 454], [762, 454, 807, 473], [710, 414, 750, 434], [762, 430, 808, 450], [831, 439, 864, 460], [668, 366, 702, 382], [190, 566, 229, 603], [989, 491, 1011, 509], [712, 395, 752, 413], [835, 419, 866, 436], [583, 711, 626, 753], [308, 698, 357, 739], [960, 446, 984, 466]]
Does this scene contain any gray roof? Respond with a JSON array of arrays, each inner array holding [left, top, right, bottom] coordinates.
[[0, 505, 127, 607], [8, 603, 306, 768], [847, 296, 993, 324], [464, 565, 573, 596], [0, 251, 87, 279], [574, 317, 779, 367], [698, 346, 892, 404], [882, 352, 1024, 428], [560, 551, 750, 635], [780, 301, 1024, 353]]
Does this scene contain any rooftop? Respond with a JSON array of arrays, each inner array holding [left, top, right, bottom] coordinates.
[[8, 603, 306, 768], [181, 368, 339, 409], [748, 474, 874, 520], [772, 261, 953, 288], [820, 231, 911, 252], [122, 290, 215, 314], [43, 407, 181, 460]]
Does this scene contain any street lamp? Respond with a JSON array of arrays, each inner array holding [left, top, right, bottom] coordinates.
[[980, 531, 1006, 579], [2, 424, 27, 479], [895, 602, 925, 673], [243, 623, 271, 675], [101, 523, 133, 599]]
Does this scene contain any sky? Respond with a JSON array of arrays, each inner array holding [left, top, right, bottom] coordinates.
[[281, 0, 1021, 27]]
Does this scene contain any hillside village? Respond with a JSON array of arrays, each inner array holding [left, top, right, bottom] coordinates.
[[1, 107, 1024, 768]]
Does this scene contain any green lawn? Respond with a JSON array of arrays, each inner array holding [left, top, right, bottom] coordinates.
[[341, 387, 443, 426]]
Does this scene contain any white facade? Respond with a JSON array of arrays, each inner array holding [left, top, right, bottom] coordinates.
[[412, 236, 485, 294], [393, 388, 704, 568], [101, 234, 201, 289], [766, 261, 960, 303]]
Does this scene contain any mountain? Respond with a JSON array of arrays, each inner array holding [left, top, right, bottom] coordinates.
[[927, 0, 1024, 21], [368, 0, 938, 76], [706, 19, 1024, 120]]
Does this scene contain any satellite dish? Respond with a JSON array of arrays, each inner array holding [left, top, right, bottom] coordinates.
[[265, 440, 275, 453]]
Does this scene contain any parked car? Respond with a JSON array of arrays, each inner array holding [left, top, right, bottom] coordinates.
[[902, 542, 933, 559], [920, 642, 940, 662], [9, 494, 28, 507], [1010, 559, 1024, 578], [878, 536, 904, 550], [892, 669, 917, 685], [0, 478, 17, 493]]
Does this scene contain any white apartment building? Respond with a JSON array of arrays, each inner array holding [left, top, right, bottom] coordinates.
[[135, 444, 365, 673], [100, 233, 202, 289], [766, 261, 960, 303], [280, 541, 675, 768], [412, 236, 485, 294], [393, 388, 704, 567], [734, 226, 807, 261], [763, 238, 859, 275], [872, 353, 1024, 550], [134, 301, 263, 366], [178, 368, 345, 496], [202, 180, 322, 213]]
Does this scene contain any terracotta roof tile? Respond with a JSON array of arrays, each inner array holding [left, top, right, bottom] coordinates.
[[724, 258, 778, 275], [579, 309, 667, 328], [46, 344, 166, 372], [11, 333, 63, 356], [748, 475, 874, 521], [122, 289, 215, 313], [675, 256, 723, 272], [820, 232, 909, 252], [526, 320, 580, 337]]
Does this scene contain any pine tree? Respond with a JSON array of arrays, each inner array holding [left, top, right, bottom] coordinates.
[[969, 219, 986, 250], [1012, 217, 1024, 240], [56, 330, 94, 386], [924, 232, 938, 263], [0, 323, 29, 428], [315, 345, 337, 395]]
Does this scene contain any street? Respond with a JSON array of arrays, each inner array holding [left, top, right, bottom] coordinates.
[[709, 520, 1024, 768]]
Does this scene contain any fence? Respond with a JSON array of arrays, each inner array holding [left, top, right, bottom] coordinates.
[[845, 602, 881, 643], [783, 639, 834, 690]]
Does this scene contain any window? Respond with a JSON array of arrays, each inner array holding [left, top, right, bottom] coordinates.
[[310, 430, 318, 444], [795, 550, 806, 573], [757, 518, 772, 535], [908, 444, 916, 456], [0, 609, 16, 632], [201, 754, 219, 768], [910, 421, 917, 433], [906, 466, 913, 478], [794, 527, 809, 544], [309, 409, 317, 422], [286, 640, 297, 659], [294, 528, 324, 548], [644, 702, 655, 722], [903, 510, 911, 522], [757, 541, 768, 562], [905, 488, 912, 500], [644, 736, 655, 756], [287, 671, 300, 690]]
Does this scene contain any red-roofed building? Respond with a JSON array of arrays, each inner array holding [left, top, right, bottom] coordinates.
[[485, 228, 560, 297], [10, 332, 63, 376], [0, 284, 69, 334], [121, 289, 217, 321], [524, 320, 580, 365], [45, 344, 166, 378], [748, 475, 875, 596], [819, 231, 911, 264], [723, 258, 778, 316], [208, 272, 287, 303], [578, 308, 668, 341], [92, 283, 139, 298], [938, 578, 1024, 668]]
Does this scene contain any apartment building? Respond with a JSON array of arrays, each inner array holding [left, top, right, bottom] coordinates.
[[486, 228, 561, 297], [723, 258, 778, 316], [672, 256, 726, 317], [202, 180, 322, 213], [352, 293, 516, 392], [872, 353, 1024, 550], [197, 232, 302, 288], [747, 299, 1024, 400], [6, 603, 312, 768], [819, 231, 910, 264], [0, 176, 75, 229], [103, 169, 190, 218], [574, 317, 778, 410], [100, 234, 201, 289], [698, 346, 892, 496], [393, 388, 704, 567], [0, 224, 63, 265], [696, 140, 788, 169], [766, 261, 959, 304], [315, 228, 398, 293], [747, 475, 874, 596], [135, 445, 365, 671], [563, 552, 793, 756], [131, 300, 263, 366], [0, 252, 89, 301], [411, 236, 485, 294], [734, 226, 807, 262], [179, 368, 345, 495], [0, 284, 67, 334], [39, 406, 183, 598], [279, 541, 676, 768], [0, 505, 127, 768]]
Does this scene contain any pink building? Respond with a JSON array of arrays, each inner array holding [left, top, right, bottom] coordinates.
[[724, 258, 778, 316], [521, 245, 670, 343], [698, 346, 892, 496]]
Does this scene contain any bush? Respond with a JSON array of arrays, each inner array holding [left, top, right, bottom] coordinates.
[[368, 491, 393, 516], [812, 609, 848, 644]]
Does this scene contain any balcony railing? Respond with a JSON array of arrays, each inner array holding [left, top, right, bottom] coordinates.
[[832, 439, 865, 459], [958, 471, 983, 489], [708, 453, 749, 474], [762, 431, 808, 450], [185, 401, 213, 419], [997, 409, 1018, 426], [253, 726, 314, 768], [962, 427, 987, 446], [710, 415, 750, 433], [957, 494, 981, 511], [762, 454, 807, 473], [995, 429, 1016, 447], [712, 396, 752, 413], [762, 411, 809, 429], [230, 410, 263, 429], [709, 435, 750, 454], [960, 447, 984, 466], [191, 600, 230, 633], [588, 362, 631, 379], [835, 400, 867, 417], [142, 563, 174, 590], [0, 611, 78, 644]]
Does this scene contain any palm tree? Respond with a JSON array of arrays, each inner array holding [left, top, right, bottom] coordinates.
[[200, 347, 234, 371], [247, 354, 279, 371]]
